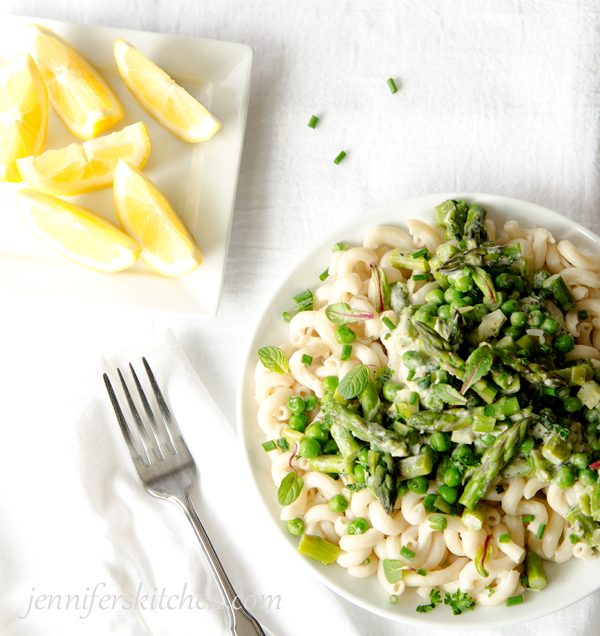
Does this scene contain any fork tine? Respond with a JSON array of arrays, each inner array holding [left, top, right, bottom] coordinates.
[[128, 363, 170, 457], [118, 368, 159, 463], [103, 373, 147, 464], [142, 357, 183, 446]]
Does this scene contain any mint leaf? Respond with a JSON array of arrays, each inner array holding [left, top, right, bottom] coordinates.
[[258, 346, 289, 374], [432, 383, 467, 406], [382, 559, 404, 584], [277, 472, 304, 506], [337, 364, 370, 399]]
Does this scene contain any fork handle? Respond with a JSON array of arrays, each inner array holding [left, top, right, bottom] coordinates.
[[175, 491, 266, 636]]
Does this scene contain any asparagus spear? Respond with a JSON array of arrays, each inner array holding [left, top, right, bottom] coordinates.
[[433, 199, 469, 240], [438, 244, 522, 273], [399, 452, 434, 479], [327, 402, 408, 457], [541, 274, 576, 311], [459, 419, 529, 509], [330, 422, 360, 473], [368, 449, 397, 512], [406, 408, 473, 432], [306, 454, 347, 474], [414, 321, 465, 379], [359, 381, 382, 425], [525, 552, 548, 591], [494, 348, 566, 388], [463, 204, 488, 246]]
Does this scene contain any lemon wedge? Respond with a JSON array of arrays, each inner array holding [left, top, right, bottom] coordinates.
[[17, 121, 150, 196], [17, 188, 140, 272], [113, 159, 202, 277], [29, 23, 124, 139], [113, 39, 221, 143], [0, 54, 48, 182]]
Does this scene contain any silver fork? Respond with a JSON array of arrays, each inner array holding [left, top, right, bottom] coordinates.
[[103, 357, 266, 636]]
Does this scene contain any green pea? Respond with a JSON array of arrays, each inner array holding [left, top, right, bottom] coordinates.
[[287, 395, 306, 414], [289, 413, 308, 432], [429, 431, 451, 453], [347, 518, 369, 535], [304, 395, 318, 411], [328, 494, 348, 513], [556, 386, 571, 401], [510, 311, 527, 327], [353, 463, 366, 483], [414, 308, 432, 323], [299, 437, 320, 458], [425, 288, 445, 305], [555, 465, 575, 489], [407, 476, 429, 494], [357, 447, 369, 465], [437, 304, 452, 319], [578, 467, 597, 485], [452, 444, 473, 463], [444, 287, 463, 304], [501, 298, 520, 315], [495, 273, 513, 290], [323, 375, 339, 392], [555, 333, 575, 353], [287, 518, 304, 536], [564, 397, 583, 413], [585, 408, 600, 424], [504, 325, 523, 340], [443, 466, 462, 487], [335, 325, 356, 344], [542, 317, 560, 335], [528, 310, 544, 328], [572, 452, 589, 469], [305, 422, 328, 443], [454, 271, 473, 292], [422, 302, 440, 315], [423, 493, 437, 512], [438, 484, 458, 504], [383, 381, 402, 403], [397, 481, 409, 498]]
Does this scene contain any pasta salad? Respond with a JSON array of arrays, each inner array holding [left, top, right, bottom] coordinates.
[[254, 200, 600, 614]]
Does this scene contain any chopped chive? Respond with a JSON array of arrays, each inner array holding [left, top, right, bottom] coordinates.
[[506, 595, 524, 607], [408, 391, 419, 405], [282, 311, 293, 323], [578, 310, 589, 320], [341, 344, 352, 360], [387, 77, 398, 94], [319, 268, 329, 281], [499, 533, 511, 543], [308, 115, 319, 128], [522, 514, 535, 524], [276, 438, 290, 451], [520, 576, 529, 588], [293, 289, 313, 304], [411, 247, 428, 259], [333, 150, 347, 165], [262, 440, 277, 452], [569, 533, 580, 544], [406, 369, 416, 381], [412, 273, 430, 281], [536, 523, 546, 539], [333, 241, 348, 252], [301, 354, 313, 366], [382, 316, 396, 331], [428, 514, 447, 531], [416, 568, 427, 576], [400, 546, 415, 561]]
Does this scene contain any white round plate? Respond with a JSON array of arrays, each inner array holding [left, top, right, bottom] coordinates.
[[237, 192, 600, 628]]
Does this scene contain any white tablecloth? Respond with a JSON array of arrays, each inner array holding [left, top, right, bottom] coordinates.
[[1, 1, 600, 635]]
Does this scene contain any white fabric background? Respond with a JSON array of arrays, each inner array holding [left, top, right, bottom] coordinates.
[[1, 0, 599, 634]]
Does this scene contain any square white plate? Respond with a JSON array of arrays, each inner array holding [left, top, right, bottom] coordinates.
[[0, 15, 252, 316]]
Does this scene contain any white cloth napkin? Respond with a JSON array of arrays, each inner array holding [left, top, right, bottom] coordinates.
[[0, 331, 361, 636]]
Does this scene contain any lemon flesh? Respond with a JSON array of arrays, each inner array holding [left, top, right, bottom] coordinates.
[[17, 188, 140, 272], [114, 159, 202, 277], [0, 54, 48, 182], [29, 23, 124, 139], [17, 121, 150, 196], [114, 38, 221, 143]]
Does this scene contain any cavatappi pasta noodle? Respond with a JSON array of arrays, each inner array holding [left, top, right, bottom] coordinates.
[[255, 200, 600, 614]]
